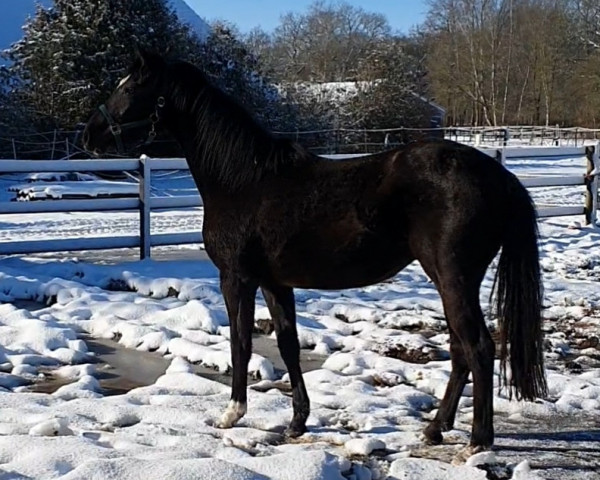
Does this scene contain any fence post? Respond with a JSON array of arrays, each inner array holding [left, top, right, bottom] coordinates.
[[495, 148, 505, 166], [585, 144, 598, 225], [50, 129, 57, 160], [139, 155, 152, 259], [11, 139, 17, 159]]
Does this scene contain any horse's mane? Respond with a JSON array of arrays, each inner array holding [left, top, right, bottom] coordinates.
[[164, 61, 312, 190]]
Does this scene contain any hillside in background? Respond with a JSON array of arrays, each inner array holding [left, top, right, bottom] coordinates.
[[0, 0, 210, 64], [170, 0, 210, 40]]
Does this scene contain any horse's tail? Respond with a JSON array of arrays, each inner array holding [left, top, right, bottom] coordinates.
[[494, 175, 547, 401]]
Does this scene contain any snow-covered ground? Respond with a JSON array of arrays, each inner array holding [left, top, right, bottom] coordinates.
[[0, 154, 598, 479]]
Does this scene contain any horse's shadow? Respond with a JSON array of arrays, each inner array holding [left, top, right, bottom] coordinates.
[[496, 428, 600, 452], [493, 429, 600, 473]]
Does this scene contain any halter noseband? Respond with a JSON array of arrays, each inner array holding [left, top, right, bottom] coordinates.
[[98, 96, 166, 154]]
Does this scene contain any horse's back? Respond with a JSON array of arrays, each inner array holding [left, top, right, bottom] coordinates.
[[390, 139, 509, 188]]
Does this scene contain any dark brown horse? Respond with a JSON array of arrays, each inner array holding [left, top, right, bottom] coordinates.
[[83, 50, 547, 460]]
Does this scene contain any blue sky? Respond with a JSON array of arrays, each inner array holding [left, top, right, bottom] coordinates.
[[187, 0, 429, 34]]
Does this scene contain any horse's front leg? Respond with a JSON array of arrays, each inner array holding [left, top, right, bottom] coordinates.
[[261, 285, 310, 437], [216, 271, 257, 429]]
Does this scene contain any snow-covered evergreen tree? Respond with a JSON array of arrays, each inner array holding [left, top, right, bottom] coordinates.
[[5, 0, 202, 128], [0, 65, 36, 147]]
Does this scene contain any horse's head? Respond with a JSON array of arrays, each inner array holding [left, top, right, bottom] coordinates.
[[83, 49, 167, 155]]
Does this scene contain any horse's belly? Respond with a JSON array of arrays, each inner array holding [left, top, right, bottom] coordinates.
[[272, 241, 413, 290]]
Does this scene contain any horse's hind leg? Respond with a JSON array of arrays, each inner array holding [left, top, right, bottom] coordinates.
[[438, 280, 495, 453], [423, 329, 470, 445], [417, 256, 495, 454], [217, 272, 257, 429], [261, 285, 310, 437]]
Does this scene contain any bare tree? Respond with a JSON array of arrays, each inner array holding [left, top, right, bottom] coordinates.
[[425, 0, 574, 126], [261, 1, 390, 83]]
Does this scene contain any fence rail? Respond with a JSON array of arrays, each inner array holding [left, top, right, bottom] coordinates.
[[0, 146, 597, 259]]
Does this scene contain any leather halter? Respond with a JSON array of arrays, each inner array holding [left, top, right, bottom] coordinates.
[[97, 96, 165, 154]]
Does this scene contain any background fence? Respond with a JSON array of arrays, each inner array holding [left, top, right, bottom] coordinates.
[[444, 126, 600, 148], [4, 126, 600, 159], [0, 145, 597, 259]]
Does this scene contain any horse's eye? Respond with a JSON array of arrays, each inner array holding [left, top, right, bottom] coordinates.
[[124, 87, 135, 94]]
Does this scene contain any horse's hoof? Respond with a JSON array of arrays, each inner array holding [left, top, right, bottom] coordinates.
[[422, 424, 443, 445], [451, 444, 488, 465], [284, 423, 307, 439], [215, 420, 232, 429], [216, 400, 246, 429]]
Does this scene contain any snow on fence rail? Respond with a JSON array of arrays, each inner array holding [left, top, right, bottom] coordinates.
[[0, 147, 597, 259]]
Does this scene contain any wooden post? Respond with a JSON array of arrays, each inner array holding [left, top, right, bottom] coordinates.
[[334, 127, 340, 154], [585, 144, 598, 226], [50, 129, 57, 160], [495, 149, 505, 166], [541, 127, 545, 146], [139, 155, 152, 259], [11, 138, 17, 159]]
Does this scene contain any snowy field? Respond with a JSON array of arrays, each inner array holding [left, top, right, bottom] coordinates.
[[0, 154, 598, 479]]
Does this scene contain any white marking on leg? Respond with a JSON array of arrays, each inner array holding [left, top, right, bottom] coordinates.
[[216, 400, 247, 429]]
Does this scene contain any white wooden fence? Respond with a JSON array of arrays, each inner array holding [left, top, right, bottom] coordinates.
[[0, 156, 202, 259], [478, 144, 599, 221], [0, 146, 597, 259]]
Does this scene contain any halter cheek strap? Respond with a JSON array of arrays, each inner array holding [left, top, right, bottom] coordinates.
[[98, 96, 165, 154]]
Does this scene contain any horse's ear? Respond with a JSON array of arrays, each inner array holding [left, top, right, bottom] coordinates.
[[132, 47, 164, 80]]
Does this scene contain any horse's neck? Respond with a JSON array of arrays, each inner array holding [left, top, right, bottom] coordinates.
[[165, 99, 265, 187], [165, 112, 195, 153], [161, 87, 315, 199], [163, 107, 210, 188], [161, 103, 251, 202]]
